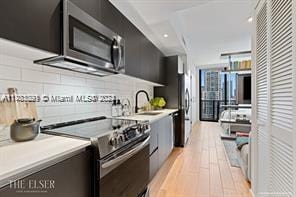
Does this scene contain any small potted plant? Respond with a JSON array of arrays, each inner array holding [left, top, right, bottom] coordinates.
[[150, 97, 166, 110]]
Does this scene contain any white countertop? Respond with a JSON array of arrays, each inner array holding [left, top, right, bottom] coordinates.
[[0, 133, 91, 188], [121, 109, 179, 123], [0, 109, 178, 188]]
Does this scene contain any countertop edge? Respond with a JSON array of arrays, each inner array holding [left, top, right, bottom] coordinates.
[[0, 140, 91, 188], [121, 109, 179, 123], [148, 111, 177, 123]]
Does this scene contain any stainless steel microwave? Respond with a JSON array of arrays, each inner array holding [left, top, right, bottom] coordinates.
[[35, 0, 125, 76]]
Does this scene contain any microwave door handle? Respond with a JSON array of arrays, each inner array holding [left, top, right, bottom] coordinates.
[[117, 45, 122, 70], [111, 39, 116, 68], [111, 38, 121, 70], [101, 136, 150, 169]]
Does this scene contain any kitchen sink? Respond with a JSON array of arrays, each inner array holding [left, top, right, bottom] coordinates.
[[138, 112, 163, 116]]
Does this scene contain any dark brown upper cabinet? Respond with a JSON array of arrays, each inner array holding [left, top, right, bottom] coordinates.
[[140, 37, 156, 81], [100, 0, 124, 36], [0, 0, 62, 54], [0, 0, 165, 84], [123, 18, 142, 79], [70, 0, 101, 22]]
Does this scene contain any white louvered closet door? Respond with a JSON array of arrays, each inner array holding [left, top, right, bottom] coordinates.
[[254, 0, 295, 196], [270, 0, 294, 195], [255, 0, 270, 194]]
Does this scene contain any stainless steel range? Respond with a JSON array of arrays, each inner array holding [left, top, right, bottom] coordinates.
[[41, 116, 150, 197]]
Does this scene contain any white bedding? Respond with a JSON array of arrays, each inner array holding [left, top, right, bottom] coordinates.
[[220, 107, 252, 132], [220, 108, 251, 120]]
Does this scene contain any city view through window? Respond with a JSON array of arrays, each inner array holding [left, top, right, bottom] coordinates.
[[200, 68, 237, 121]]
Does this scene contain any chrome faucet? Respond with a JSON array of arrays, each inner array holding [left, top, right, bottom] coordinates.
[[135, 90, 150, 113]]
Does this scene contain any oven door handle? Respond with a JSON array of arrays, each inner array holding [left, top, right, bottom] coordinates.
[[101, 136, 150, 169]]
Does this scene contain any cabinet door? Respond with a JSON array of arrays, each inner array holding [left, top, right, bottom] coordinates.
[[100, 0, 124, 36], [150, 122, 159, 154], [140, 37, 152, 81], [140, 38, 160, 83], [149, 122, 160, 180], [157, 116, 174, 167], [150, 44, 166, 84], [0, 0, 103, 54], [70, 0, 101, 22], [0, 149, 93, 197], [167, 115, 174, 154], [156, 50, 165, 85], [149, 44, 159, 83], [163, 115, 173, 159], [0, 0, 61, 54], [123, 18, 141, 78], [158, 118, 166, 167]]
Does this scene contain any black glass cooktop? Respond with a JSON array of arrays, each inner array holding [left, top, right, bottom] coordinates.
[[41, 116, 139, 139]]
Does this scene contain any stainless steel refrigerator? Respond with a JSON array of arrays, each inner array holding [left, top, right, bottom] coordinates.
[[154, 55, 192, 147]]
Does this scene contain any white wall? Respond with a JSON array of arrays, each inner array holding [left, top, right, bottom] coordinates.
[[190, 70, 197, 124], [0, 39, 154, 128], [186, 55, 198, 125], [195, 67, 200, 122], [192, 37, 251, 66]]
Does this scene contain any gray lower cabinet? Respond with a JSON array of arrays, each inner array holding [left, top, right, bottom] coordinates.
[[149, 122, 159, 155], [0, 148, 93, 197], [166, 115, 174, 156], [158, 119, 167, 166], [149, 114, 174, 180], [149, 122, 159, 180], [158, 115, 174, 167]]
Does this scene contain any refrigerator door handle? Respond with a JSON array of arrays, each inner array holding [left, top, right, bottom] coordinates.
[[185, 89, 190, 113]]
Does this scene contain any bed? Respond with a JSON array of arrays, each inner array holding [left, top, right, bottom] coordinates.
[[219, 105, 252, 133], [220, 105, 252, 180]]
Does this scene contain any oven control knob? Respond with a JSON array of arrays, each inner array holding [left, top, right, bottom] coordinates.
[[136, 125, 142, 133], [109, 137, 118, 146], [109, 132, 123, 146], [138, 125, 143, 133], [119, 135, 125, 142], [141, 124, 149, 132]]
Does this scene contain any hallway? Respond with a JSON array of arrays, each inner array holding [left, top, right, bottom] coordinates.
[[149, 122, 251, 197]]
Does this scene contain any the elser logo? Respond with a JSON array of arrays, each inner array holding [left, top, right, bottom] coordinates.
[[9, 179, 55, 193]]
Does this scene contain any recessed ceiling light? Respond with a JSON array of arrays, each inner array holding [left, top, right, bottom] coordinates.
[[163, 34, 168, 38], [248, 17, 253, 23]]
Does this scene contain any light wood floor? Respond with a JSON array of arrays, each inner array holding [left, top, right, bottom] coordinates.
[[149, 121, 251, 197]]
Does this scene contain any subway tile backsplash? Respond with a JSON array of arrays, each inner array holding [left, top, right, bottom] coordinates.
[[0, 41, 155, 128], [0, 64, 21, 80]]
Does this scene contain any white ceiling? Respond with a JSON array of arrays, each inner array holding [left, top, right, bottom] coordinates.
[[110, 0, 255, 65]]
